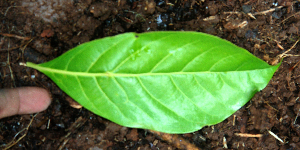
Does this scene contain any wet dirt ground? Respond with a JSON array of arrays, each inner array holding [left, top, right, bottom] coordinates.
[[1, 0, 300, 149]]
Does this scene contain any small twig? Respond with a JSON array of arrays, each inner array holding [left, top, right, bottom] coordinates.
[[20, 38, 33, 62], [247, 13, 256, 19], [279, 39, 300, 58], [268, 130, 284, 143], [274, 40, 285, 50], [294, 109, 300, 124], [0, 33, 31, 40], [253, 6, 283, 15], [0, 46, 21, 52], [233, 115, 236, 126], [65, 116, 86, 132], [203, 15, 218, 21], [4, 6, 23, 16], [281, 10, 300, 24], [124, 10, 146, 22], [289, 60, 300, 71], [58, 117, 87, 150], [47, 118, 51, 129], [6, 39, 16, 87], [234, 133, 263, 138], [266, 102, 279, 112], [166, 2, 175, 6], [57, 138, 70, 150], [0, 35, 33, 52], [223, 137, 228, 149], [254, 1, 297, 17], [223, 11, 240, 15], [224, 5, 286, 20]]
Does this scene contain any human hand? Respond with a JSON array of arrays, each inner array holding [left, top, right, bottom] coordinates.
[[0, 87, 51, 119]]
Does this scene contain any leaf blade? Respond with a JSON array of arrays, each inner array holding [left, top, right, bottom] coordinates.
[[27, 31, 280, 133]]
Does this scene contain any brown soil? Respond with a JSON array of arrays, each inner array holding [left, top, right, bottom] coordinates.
[[1, 0, 300, 149]]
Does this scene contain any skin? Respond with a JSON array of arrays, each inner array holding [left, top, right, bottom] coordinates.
[[0, 87, 51, 119]]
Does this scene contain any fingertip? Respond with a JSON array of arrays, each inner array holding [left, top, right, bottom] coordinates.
[[18, 87, 52, 115]]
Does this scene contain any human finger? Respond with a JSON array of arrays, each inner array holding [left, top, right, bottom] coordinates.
[[0, 87, 51, 119]]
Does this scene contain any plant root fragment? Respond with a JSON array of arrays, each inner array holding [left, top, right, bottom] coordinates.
[[1, 114, 37, 150], [58, 116, 87, 150], [270, 38, 300, 65]]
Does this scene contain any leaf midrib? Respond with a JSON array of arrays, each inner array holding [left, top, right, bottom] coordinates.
[[27, 62, 274, 77], [28, 62, 275, 77]]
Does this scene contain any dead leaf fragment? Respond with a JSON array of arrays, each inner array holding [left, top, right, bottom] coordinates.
[[41, 29, 54, 38], [65, 96, 82, 109]]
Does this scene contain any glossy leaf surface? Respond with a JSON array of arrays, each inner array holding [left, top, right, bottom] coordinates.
[[27, 32, 280, 133]]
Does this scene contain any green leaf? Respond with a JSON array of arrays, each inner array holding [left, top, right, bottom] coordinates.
[[26, 31, 280, 133]]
